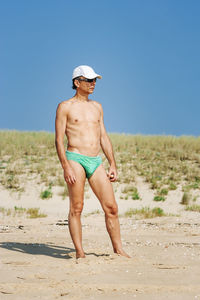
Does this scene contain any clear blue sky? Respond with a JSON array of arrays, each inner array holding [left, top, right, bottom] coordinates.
[[1, 0, 200, 135]]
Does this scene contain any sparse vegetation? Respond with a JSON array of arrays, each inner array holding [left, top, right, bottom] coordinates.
[[154, 195, 165, 202], [185, 205, 200, 212], [180, 192, 190, 205], [110, 134, 200, 196], [159, 188, 168, 195], [124, 207, 165, 219], [121, 185, 140, 200], [132, 190, 140, 200], [0, 207, 12, 216], [26, 208, 47, 218], [1, 131, 200, 213], [58, 185, 69, 199], [13, 206, 26, 216], [85, 209, 101, 217], [0, 206, 47, 218], [56, 175, 66, 187], [183, 183, 199, 192], [1, 173, 20, 190], [40, 185, 53, 199], [168, 182, 177, 190]]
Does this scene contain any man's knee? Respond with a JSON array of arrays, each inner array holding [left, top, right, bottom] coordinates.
[[104, 203, 118, 218], [69, 201, 84, 217]]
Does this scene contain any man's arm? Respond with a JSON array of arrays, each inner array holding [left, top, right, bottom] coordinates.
[[98, 103, 117, 182], [55, 103, 76, 184]]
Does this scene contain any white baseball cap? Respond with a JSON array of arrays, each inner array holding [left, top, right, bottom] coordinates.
[[72, 65, 102, 80]]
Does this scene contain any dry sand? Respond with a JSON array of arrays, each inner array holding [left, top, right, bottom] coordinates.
[[0, 177, 200, 300]]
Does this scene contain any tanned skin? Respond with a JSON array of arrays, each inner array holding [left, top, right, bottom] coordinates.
[[55, 76, 130, 259]]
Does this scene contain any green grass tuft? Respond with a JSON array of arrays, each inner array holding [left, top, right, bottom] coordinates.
[[154, 195, 165, 202], [168, 182, 177, 190], [159, 188, 168, 195], [40, 185, 53, 199], [132, 190, 140, 200]]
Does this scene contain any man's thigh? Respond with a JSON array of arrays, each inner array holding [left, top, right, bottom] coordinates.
[[88, 165, 116, 208], [67, 160, 86, 203]]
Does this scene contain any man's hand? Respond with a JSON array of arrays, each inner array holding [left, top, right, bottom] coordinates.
[[107, 166, 117, 182], [64, 166, 76, 185]]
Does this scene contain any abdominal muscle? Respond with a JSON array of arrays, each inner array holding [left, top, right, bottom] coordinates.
[[66, 121, 101, 157]]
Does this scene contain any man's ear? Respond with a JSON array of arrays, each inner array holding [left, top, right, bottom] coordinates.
[[74, 79, 80, 89]]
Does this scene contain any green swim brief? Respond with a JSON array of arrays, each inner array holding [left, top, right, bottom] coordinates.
[[66, 150, 102, 178]]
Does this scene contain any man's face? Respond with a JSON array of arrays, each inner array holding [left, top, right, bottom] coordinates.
[[75, 77, 96, 94]]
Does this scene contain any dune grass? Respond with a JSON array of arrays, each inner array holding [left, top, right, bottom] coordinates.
[[110, 134, 200, 195], [0, 131, 200, 206], [0, 130, 64, 192]]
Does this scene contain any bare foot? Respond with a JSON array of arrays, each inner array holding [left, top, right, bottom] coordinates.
[[114, 249, 131, 258], [76, 252, 86, 259]]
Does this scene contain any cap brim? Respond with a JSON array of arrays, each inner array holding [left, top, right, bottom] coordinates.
[[88, 74, 102, 79], [72, 73, 102, 80], [86, 73, 102, 79]]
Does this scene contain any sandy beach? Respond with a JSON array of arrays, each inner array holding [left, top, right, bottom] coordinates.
[[1, 132, 200, 299], [1, 177, 200, 300]]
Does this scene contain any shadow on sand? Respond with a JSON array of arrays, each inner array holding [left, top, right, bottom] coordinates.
[[0, 242, 75, 259], [0, 242, 110, 259]]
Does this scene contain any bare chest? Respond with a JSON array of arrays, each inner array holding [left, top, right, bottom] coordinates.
[[67, 102, 100, 124]]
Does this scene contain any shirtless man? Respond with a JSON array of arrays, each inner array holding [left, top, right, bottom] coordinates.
[[55, 65, 130, 259]]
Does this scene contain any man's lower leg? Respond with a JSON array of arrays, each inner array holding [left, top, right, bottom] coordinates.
[[105, 214, 130, 258], [68, 212, 85, 258]]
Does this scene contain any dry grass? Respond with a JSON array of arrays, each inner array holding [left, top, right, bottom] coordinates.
[[26, 208, 47, 218], [110, 134, 200, 195], [124, 207, 166, 219], [0, 206, 47, 218], [180, 192, 191, 205], [0, 131, 62, 192], [84, 209, 101, 217], [121, 185, 140, 200], [185, 204, 200, 212], [1, 131, 200, 208], [57, 185, 69, 199]]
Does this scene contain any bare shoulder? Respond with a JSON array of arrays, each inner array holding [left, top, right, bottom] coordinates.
[[90, 100, 103, 112], [56, 98, 74, 114]]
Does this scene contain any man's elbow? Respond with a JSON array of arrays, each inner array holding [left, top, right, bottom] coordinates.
[[100, 134, 108, 149]]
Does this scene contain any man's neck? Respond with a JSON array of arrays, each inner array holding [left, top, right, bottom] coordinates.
[[74, 90, 89, 102]]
